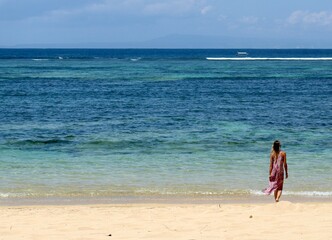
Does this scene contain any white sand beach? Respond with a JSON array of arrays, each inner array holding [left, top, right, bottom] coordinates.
[[1, 201, 332, 240]]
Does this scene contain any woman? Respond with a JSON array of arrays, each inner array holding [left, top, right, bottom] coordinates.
[[263, 140, 288, 202]]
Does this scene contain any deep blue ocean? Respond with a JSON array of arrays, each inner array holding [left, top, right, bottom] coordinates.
[[0, 49, 331, 201]]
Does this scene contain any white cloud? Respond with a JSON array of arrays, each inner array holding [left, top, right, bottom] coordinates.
[[217, 14, 227, 22], [22, 0, 140, 23], [23, 0, 211, 22], [83, 0, 140, 13], [200, 5, 212, 15], [239, 16, 258, 25], [143, 0, 208, 16], [287, 10, 332, 26]]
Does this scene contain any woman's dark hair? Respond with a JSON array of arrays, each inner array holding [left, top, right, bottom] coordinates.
[[273, 140, 281, 153]]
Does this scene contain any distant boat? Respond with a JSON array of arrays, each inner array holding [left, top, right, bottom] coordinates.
[[237, 51, 248, 56]]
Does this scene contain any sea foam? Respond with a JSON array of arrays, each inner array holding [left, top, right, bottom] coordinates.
[[206, 57, 332, 61]]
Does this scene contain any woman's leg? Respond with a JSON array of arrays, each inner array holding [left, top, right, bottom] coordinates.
[[276, 190, 282, 202], [274, 190, 278, 201]]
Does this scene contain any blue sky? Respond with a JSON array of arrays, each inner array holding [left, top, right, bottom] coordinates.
[[0, 0, 332, 47]]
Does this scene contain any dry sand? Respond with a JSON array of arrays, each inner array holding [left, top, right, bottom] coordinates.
[[1, 201, 332, 240]]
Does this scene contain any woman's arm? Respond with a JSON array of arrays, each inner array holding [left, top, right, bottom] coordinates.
[[269, 155, 273, 176], [284, 152, 288, 178]]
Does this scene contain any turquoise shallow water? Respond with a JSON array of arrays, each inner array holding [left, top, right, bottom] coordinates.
[[0, 49, 331, 201]]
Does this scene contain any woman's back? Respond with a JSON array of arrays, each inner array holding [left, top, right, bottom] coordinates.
[[263, 140, 288, 201]]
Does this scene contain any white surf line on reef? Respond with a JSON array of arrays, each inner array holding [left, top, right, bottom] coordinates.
[[206, 57, 332, 61]]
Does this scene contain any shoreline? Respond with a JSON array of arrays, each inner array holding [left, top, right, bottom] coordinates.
[[1, 194, 332, 206], [1, 201, 332, 239]]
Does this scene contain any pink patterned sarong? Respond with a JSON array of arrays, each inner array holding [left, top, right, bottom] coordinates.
[[263, 152, 285, 195]]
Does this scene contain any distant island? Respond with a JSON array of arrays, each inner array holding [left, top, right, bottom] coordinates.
[[3, 34, 331, 49]]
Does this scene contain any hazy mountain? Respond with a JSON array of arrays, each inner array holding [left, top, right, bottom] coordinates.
[[5, 34, 332, 48]]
